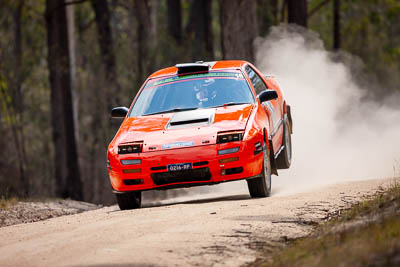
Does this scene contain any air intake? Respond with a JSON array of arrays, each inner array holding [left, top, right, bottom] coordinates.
[[151, 167, 211, 186], [166, 109, 215, 129], [169, 118, 209, 126]]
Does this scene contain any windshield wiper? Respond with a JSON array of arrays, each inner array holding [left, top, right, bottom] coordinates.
[[143, 107, 198, 116], [211, 102, 250, 108]]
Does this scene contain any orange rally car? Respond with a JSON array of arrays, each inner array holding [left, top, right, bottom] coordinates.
[[107, 60, 293, 210]]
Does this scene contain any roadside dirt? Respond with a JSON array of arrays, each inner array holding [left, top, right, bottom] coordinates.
[[0, 178, 394, 267], [0, 200, 100, 227]]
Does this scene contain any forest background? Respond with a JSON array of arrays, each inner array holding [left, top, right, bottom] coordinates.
[[0, 0, 399, 204]]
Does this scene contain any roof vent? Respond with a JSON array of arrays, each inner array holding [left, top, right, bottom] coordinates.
[[176, 63, 209, 75]]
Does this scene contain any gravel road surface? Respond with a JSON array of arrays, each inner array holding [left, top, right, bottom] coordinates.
[[0, 178, 393, 267]]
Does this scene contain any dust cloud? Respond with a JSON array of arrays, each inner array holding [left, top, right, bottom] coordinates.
[[256, 25, 400, 195], [144, 25, 400, 204]]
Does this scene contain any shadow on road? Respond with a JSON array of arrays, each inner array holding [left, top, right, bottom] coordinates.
[[142, 193, 251, 209], [69, 264, 162, 267], [107, 188, 279, 213], [107, 193, 253, 214]]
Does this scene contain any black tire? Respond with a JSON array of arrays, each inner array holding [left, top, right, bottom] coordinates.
[[247, 145, 272, 197], [116, 191, 142, 210], [276, 119, 292, 169]]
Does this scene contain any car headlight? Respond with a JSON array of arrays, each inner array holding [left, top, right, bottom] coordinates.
[[118, 143, 143, 154], [217, 131, 244, 144]]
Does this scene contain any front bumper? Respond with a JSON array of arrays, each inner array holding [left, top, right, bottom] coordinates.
[[108, 140, 264, 192]]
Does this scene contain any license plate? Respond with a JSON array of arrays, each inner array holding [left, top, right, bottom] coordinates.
[[168, 163, 192, 172]]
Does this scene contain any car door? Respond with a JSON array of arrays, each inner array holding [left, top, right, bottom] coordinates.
[[245, 65, 282, 153]]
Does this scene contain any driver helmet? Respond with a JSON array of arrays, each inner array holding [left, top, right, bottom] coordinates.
[[194, 78, 216, 103]]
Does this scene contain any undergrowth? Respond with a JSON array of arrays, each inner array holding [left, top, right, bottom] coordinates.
[[260, 179, 400, 267], [0, 197, 18, 209]]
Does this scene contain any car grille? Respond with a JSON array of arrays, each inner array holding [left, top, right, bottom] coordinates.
[[193, 161, 209, 167], [150, 166, 167, 171], [151, 167, 211, 186]]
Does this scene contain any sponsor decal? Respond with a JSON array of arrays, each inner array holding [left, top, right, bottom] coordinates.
[[265, 102, 274, 112], [162, 141, 194, 149], [146, 72, 244, 88]]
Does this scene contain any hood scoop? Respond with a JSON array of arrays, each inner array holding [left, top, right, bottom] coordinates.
[[166, 109, 215, 129]]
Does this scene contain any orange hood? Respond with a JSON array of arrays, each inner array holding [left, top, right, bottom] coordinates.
[[116, 104, 254, 152]]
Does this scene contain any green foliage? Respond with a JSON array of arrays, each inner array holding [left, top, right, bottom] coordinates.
[[0, 0, 52, 198], [309, 0, 400, 96], [0, 197, 18, 209], [0, 76, 15, 126]]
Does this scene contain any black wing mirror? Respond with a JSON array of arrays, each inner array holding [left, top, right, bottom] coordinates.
[[111, 107, 129, 118], [258, 90, 278, 103]]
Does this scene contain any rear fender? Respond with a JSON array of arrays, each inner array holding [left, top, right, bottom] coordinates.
[[287, 104, 293, 134], [267, 135, 278, 176]]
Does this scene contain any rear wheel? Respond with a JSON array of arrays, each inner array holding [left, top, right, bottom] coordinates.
[[247, 146, 272, 197], [276, 119, 292, 169], [116, 191, 142, 210]]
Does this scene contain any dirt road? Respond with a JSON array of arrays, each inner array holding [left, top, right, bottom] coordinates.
[[0, 178, 393, 267]]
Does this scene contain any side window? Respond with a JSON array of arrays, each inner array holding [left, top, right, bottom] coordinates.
[[245, 66, 268, 94]]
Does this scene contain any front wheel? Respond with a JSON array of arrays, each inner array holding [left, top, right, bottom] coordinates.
[[116, 191, 142, 210], [247, 146, 272, 197]]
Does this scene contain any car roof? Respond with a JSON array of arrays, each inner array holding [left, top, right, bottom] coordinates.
[[147, 60, 249, 79]]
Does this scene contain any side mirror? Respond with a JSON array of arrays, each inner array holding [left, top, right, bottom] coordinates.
[[258, 90, 278, 103], [111, 107, 129, 118]]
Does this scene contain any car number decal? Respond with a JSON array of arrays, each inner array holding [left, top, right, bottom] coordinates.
[[162, 141, 194, 149], [168, 163, 192, 172]]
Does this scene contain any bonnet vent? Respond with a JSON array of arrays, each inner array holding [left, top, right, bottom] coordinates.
[[166, 109, 215, 129], [170, 118, 209, 126]]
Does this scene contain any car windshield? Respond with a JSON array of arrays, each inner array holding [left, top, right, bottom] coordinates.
[[129, 71, 255, 117]]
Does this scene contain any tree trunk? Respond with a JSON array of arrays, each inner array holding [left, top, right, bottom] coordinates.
[[287, 0, 307, 27], [257, 0, 272, 36], [271, 0, 278, 25], [333, 0, 341, 50], [186, 0, 214, 61], [134, 0, 154, 84], [45, 0, 83, 200], [91, 0, 120, 109], [219, 0, 258, 62], [66, 1, 80, 144], [280, 0, 287, 23], [12, 0, 28, 197], [167, 0, 182, 44]]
